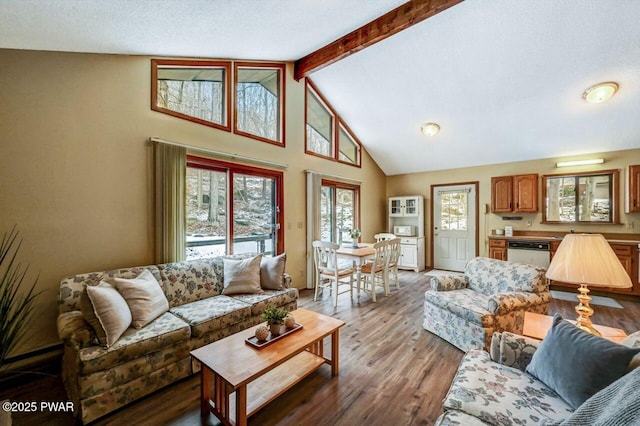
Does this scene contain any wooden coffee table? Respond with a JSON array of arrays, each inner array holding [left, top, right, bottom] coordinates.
[[190, 308, 345, 426], [523, 312, 627, 343]]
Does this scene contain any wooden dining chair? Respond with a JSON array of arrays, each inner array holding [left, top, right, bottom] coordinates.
[[374, 232, 396, 242], [312, 241, 355, 307], [360, 239, 390, 302], [386, 238, 402, 290]]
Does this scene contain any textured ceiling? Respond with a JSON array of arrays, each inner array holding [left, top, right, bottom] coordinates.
[[1, 0, 639, 175]]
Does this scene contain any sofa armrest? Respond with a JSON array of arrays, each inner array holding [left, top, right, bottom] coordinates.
[[489, 331, 541, 371], [57, 310, 96, 350], [488, 291, 551, 314], [430, 275, 468, 291], [283, 273, 292, 288]]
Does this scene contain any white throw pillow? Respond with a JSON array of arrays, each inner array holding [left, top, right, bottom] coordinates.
[[110, 269, 169, 329], [222, 255, 264, 295], [83, 281, 132, 347]]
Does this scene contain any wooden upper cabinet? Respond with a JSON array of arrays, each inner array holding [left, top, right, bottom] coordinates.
[[513, 174, 538, 212], [491, 174, 538, 213], [628, 165, 640, 213], [491, 176, 513, 213]]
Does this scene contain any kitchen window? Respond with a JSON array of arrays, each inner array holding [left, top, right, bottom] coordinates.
[[542, 169, 619, 224]]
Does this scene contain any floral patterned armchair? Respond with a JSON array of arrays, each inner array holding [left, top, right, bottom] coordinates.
[[423, 257, 550, 352]]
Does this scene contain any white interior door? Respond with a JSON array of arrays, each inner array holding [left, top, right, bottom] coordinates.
[[433, 184, 477, 271]]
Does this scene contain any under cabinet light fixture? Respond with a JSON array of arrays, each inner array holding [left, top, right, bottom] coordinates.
[[556, 158, 604, 168]]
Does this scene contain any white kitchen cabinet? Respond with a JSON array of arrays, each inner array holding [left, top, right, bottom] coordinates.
[[397, 237, 425, 272], [389, 196, 422, 217], [388, 196, 425, 272]]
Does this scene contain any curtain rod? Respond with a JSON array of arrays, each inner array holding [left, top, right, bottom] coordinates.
[[150, 137, 289, 169], [305, 169, 364, 184]]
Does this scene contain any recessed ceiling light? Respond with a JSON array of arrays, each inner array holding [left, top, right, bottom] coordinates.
[[421, 123, 440, 137], [582, 82, 618, 103]]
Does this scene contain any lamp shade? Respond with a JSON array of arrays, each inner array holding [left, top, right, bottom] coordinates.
[[546, 234, 631, 288]]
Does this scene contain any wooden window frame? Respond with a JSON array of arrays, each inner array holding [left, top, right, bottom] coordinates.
[[151, 59, 232, 131], [541, 169, 620, 224], [305, 79, 336, 161], [187, 155, 285, 255], [305, 79, 362, 167], [320, 179, 361, 243], [337, 119, 362, 168], [233, 62, 286, 147]]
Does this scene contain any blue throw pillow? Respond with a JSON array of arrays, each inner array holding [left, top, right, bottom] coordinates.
[[526, 314, 640, 409]]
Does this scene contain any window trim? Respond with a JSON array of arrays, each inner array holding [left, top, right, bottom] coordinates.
[[233, 62, 286, 147], [541, 169, 620, 224], [187, 155, 285, 255], [151, 59, 231, 132], [305, 80, 336, 161], [320, 179, 361, 243]]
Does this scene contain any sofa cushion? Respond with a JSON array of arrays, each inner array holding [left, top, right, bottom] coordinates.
[[424, 288, 494, 327], [465, 257, 547, 295], [230, 288, 299, 316], [82, 282, 132, 348], [169, 295, 252, 337], [78, 312, 190, 375], [158, 259, 225, 307], [443, 349, 573, 424], [222, 255, 264, 295], [526, 314, 640, 409], [110, 269, 169, 329], [260, 253, 287, 290]]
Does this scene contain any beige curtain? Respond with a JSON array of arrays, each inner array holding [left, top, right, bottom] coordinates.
[[154, 142, 186, 263]]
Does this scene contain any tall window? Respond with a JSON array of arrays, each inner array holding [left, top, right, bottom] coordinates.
[[186, 156, 283, 260], [305, 79, 362, 167], [320, 180, 360, 244], [152, 59, 231, 131], [543, 170, 618, 223], [234, 63, 285, 146]]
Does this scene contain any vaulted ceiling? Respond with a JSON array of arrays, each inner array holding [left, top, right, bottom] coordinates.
[[1, 0, 639, 175]]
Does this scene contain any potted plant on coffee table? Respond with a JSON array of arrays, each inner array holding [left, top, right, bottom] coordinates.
[[261, 305, 289, 336]]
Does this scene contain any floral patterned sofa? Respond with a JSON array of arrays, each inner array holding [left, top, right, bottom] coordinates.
[[57, 253, 298, 424], [423, 257, 550, 352], [435, 330, 640, 425]]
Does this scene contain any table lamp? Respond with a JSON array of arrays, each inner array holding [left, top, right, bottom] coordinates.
[[545, 233, 632, 336]]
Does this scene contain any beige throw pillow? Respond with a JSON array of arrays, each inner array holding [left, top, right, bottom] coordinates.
[[222, 255, 264, 295], [110, 269, 169, 329], [260, 253, 287, 290], [82, 281, 132, 348]]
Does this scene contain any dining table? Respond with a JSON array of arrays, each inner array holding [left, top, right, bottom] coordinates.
[[336, 243, 376, 300]]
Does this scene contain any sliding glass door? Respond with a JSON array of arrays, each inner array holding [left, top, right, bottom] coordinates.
[[186, 156, 283, 260]]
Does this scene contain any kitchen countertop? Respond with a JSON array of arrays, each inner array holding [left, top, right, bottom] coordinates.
[[489, 235, 640, 245]]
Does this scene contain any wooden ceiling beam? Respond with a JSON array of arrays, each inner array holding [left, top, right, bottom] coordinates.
[[294, 0, 464, 81]]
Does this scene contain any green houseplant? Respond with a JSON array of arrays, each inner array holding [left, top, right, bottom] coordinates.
[[0, 227, 42, 373], [261, 305, 289, 336]]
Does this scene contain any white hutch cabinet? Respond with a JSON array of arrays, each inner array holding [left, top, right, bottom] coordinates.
[[388, 196, 425, 272]]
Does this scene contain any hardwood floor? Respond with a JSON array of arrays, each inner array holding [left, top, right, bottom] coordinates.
[[3, 271, 640, 426]]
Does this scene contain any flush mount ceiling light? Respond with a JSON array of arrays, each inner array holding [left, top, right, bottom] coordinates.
[[582, 82, 619, 103], [556, 158, 605, 168], [421, 123, 440, 137]]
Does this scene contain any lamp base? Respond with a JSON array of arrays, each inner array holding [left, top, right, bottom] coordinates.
[[574, 283, 602, 336]]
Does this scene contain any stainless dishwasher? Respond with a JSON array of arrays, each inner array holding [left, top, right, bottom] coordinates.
[[507, 240, 551, 268]]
